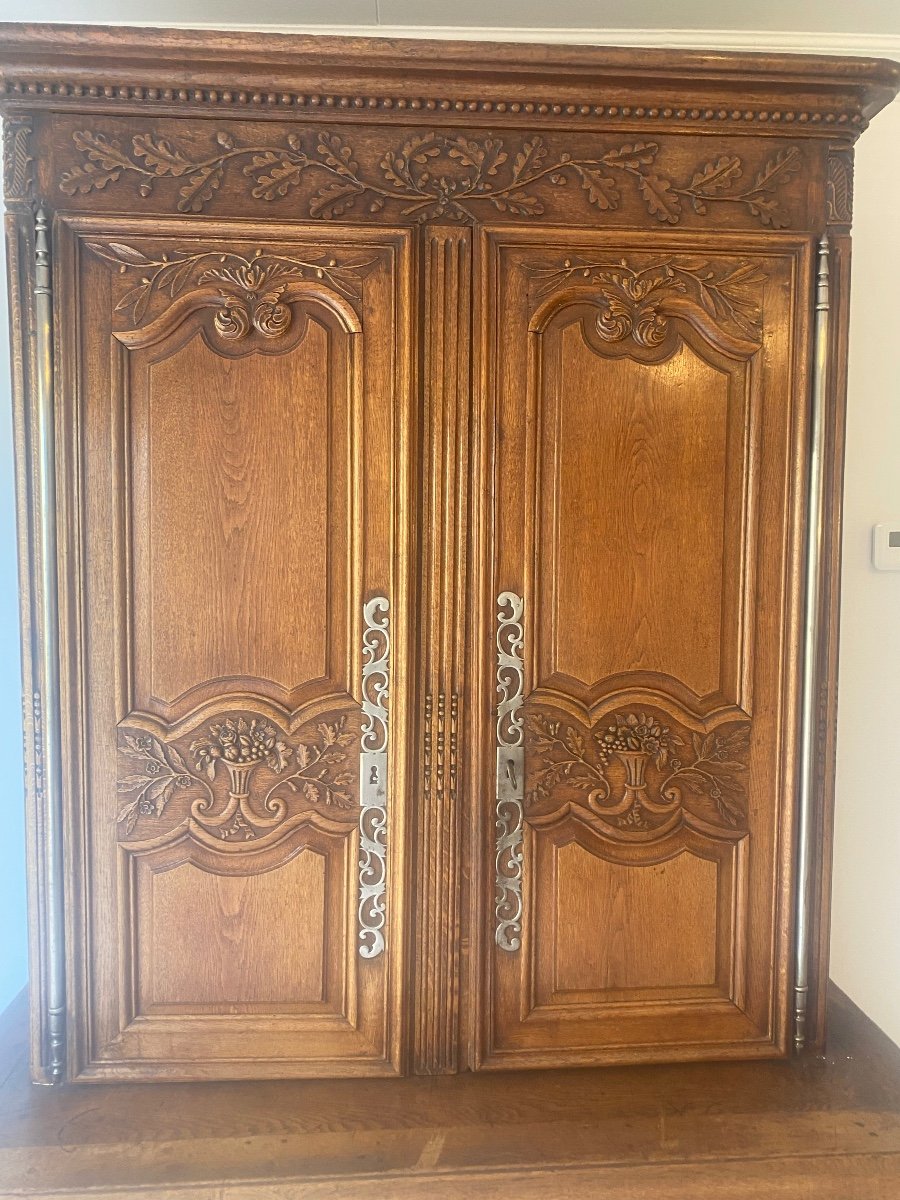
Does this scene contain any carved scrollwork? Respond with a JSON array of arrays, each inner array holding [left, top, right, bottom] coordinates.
[[117, 713, 357, 843], [526, 707, 750, 840], [84, 241, 373, 333], [495, 591, 526, 953], [61, 128, 802, 228], [359, 596, 390, 959], [526, 255, 765, 344]]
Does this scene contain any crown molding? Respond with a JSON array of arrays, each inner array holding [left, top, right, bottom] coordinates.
[[0, 23, 896, 133], [12, 23, 898, 63]]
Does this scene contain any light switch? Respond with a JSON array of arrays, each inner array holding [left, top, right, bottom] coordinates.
[[872, 524, 900, 570]]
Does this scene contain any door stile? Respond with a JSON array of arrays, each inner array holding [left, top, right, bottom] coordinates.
[[413, 225, 472, 1074]]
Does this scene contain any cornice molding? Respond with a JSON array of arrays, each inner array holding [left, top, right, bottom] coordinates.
[[0, 84, 871, 134], [0, 23, 896, 134]]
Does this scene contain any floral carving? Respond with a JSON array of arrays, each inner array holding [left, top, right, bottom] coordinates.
[[191, 716, 293, 779], [117, 733, 194, 832], [61, 128, 802, 228], [85, 241, 372, 330], [526, 709, 750, 837], [526, 256, 765, 343], [117, 714, 357, 841]]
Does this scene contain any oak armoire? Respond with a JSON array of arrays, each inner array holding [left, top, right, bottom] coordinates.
[[1, 25, 897, 1084]]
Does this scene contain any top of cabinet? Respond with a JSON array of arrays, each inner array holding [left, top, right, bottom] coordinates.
[[0, 23, 897, 138]]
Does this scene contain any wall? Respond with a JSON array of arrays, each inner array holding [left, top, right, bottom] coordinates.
[[828, 97, 900, 1048], [0, 2, 899, 33], [0, 144, 25, 1012]]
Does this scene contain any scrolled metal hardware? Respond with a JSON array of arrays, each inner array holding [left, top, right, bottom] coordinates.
[[359, 595, 390, 959], [494, 590, 525, 953]]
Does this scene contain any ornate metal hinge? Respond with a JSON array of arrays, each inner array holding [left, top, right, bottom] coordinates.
[[494, 591, 525, 953], [359, 596, 390, 959]]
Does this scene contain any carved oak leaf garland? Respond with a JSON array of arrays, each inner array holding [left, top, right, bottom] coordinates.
[[61, 128, 802, 228]]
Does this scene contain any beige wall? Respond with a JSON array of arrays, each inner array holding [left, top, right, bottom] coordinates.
[[1, 3, 900, 32], [829, 96, 900, 1048]]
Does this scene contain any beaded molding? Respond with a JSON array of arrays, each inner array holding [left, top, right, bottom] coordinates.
[[1, 79, 866, 130]]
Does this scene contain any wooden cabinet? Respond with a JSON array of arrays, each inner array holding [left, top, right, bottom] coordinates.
[[2, 26, 897, 1083]]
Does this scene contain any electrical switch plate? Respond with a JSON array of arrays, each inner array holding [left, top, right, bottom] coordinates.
[[872, 524, 900, 571]]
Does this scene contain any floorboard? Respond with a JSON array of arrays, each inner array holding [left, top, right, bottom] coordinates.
[[1, 983, 899, 1198]]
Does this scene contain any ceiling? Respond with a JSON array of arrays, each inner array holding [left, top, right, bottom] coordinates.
[[0, 0, 899, 36]]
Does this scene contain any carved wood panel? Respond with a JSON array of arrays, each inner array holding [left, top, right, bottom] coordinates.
[[532, 830, 739, 1010], [57, 215, 413, 1079], [54, 123, 806, 228], [530, 323, 751, 710], [34, 113, 821, 232], [477, 227, 810, 1069], [121, 294, 358, 723], [525, 706, 751, 840], [116, 711, 359, 844], [130, 834, 347, 1017]]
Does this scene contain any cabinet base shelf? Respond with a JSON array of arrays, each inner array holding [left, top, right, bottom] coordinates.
[[3, 984, 900, 1199]]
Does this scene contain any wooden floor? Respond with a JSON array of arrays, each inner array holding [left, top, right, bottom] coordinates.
[[2, 985, 900, 1198]]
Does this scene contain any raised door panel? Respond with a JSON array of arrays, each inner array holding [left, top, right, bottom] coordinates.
[[475, 229, 809, 1068], [57, 216, 412, 1079], [541, 338, 737, 703], [130, 314, 342, 716]]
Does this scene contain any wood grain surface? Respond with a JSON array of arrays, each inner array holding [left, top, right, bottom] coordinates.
[[1, 983, 900, 1198]]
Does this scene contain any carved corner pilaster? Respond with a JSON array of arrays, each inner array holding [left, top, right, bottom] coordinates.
[[826, 147, 854, 229], [2, 116, 33, 208]]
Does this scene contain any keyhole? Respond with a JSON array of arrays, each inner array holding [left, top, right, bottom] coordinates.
[[369, 765, 379, 785], [506, 758, 518, 788]]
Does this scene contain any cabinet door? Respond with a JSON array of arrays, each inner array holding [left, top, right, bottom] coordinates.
[[474, 229, 810, 1068], [57, 217, 413, 1079]]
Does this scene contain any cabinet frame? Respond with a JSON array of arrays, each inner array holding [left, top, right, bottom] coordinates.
[[1, 25, 897, 1082]]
